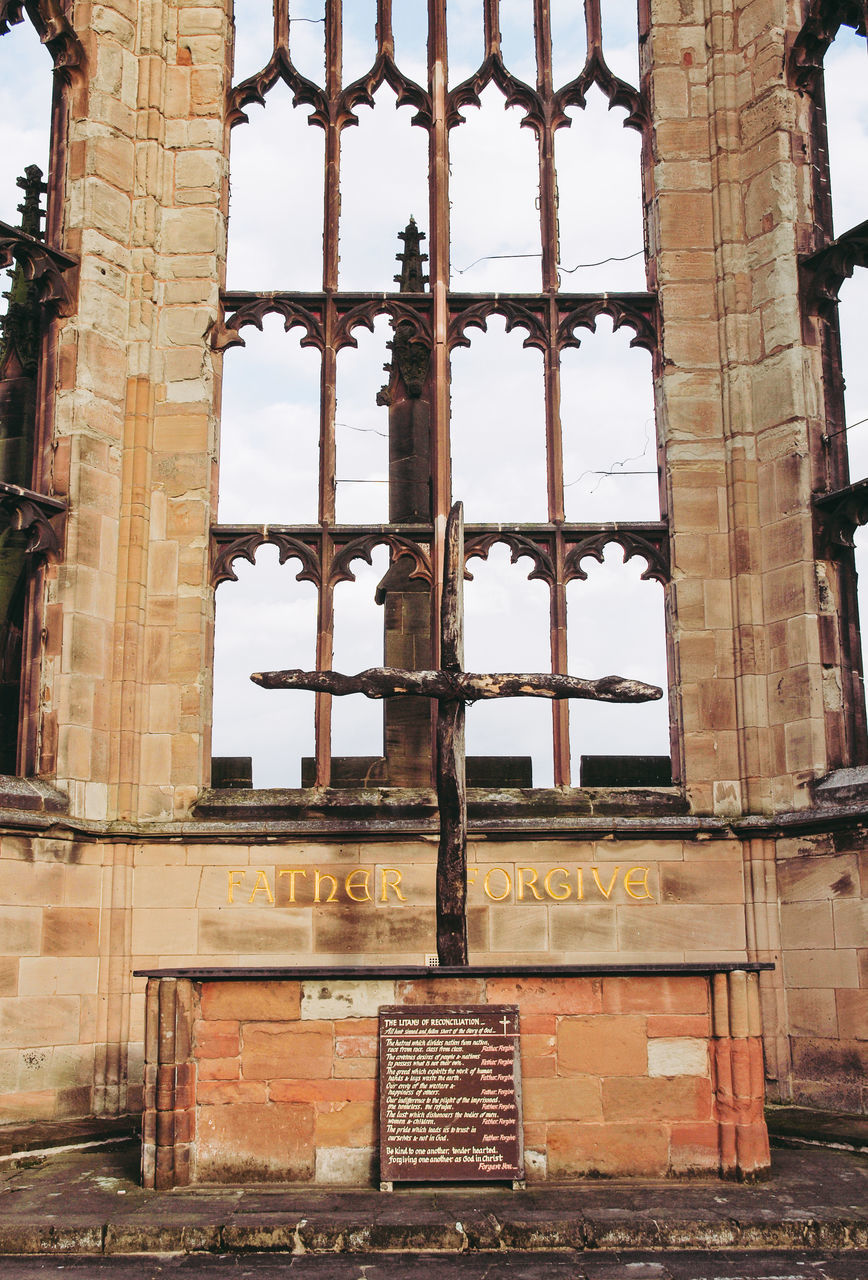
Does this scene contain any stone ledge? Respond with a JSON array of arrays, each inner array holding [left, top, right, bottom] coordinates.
[[766, 1105, 868, 1153], [0, 1115, 137, 1158], [132, 962, 775, 980], [2, 790, 868, 840], [192, 786, 690, 823], [0, 776, 68, 814], [812, 767, 868, 808]]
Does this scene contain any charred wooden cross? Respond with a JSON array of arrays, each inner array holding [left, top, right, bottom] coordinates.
[[252, 502, 662, 966]]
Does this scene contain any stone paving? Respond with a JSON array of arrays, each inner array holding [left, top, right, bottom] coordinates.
[[0, 1141, 865, 1260], [1, 1249, 868, 1277]]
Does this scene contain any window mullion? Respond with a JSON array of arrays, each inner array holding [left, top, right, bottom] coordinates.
[[428, 0, 450, 667]]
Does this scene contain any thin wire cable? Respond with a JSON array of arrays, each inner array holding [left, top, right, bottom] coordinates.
[[564, 422, 655, 491], [335, 421, 388, 438], [824, 413, 868, 441], [557, 249, 644, 274], [454, 253, 542, 275], [453, 249, 644, 275]]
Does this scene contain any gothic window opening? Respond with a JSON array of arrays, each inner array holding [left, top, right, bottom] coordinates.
[[225, 91, 324, 289], [560, 320, 658, 523], [212, 0, 671, 795], [449, 88, 542, 292], [450, 319, 548, 522], [498, 5, 536, 86], [0, 24, 51, 222], [555, 91, 646, 293], [823, 22, 866, 236], [839, 275, 868, 480], [464, 543, 553, 786], [334, 319, 391, 523], [212, 545, 317, 787], [218, 318, 321, 525], [566, 548, 669, 782], [329, 545, 389, 769], [338, 88, 429, 292], [342, 0, 378, 85], [230, 0, 276, 86], [390, 7, 426, 82], [550, 0, 585, 88]]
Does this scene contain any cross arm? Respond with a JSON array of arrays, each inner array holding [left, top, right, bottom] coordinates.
[[251, 667, 662, 704], [455, 672, 662, 703], [251, 667, 453, 698]]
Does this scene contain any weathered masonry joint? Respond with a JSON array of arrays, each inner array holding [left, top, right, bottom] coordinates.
[[0, 0, 866, 1163]]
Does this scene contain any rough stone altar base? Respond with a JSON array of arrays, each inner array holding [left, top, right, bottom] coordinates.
[[140, 970, 770, 1188]]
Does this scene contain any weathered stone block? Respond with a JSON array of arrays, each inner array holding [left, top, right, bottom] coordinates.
[[647, 1037, 709, 1077], [602, 1075, 713, 1121], [602, 975, 708, 1015], [41, 908, 99, 957], [486, 977, 601, 1015], [241, 1022, 333, 1080], [782, 950, 859, 990], [196, 1102, 315, 1181], [193, 1019, 239, 1058], [522, 1076, 602, 1122], [315, 1099, 376, 1148], [557, 1015, 647, 1076], [547, 1121, 669, 1177], [300, 980, 395, 1020], [200, 981, 301, 1022]]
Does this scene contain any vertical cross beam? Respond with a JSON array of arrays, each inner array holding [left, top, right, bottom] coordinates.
[[436, 502, 467, 964]]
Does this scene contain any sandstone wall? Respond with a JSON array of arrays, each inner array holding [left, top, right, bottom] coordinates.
[[778, 830, 868, 1113], [41, 0, 230, 821], [0, 0, 865, 1129], [0, 834, 103, 1122]]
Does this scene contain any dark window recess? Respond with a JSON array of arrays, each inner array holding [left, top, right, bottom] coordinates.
[[301, 755, 533, 789], [211, 756, 253, 789], [579, 755, 673, 788]]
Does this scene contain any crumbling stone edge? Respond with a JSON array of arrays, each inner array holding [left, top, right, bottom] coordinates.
[[0, 1217, 865, 1256]]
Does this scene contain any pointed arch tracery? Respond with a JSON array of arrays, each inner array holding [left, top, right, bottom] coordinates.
[[0, 0, 84, 76], [212, 0, 667, 790]]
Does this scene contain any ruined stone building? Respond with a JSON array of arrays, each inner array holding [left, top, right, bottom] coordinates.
[[0, 0, 866, 1156]]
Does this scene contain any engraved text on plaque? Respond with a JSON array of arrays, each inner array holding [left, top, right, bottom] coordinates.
[[379, 1004, 523, 1182]]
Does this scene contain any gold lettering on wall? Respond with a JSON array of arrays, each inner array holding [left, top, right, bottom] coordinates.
[[248, 869, 275, 904], [224, 864, 657, 907], [227, 870, 246, 904], [345, 869, 373, 902], [544, 868, 571, 901], [624, 866, 653, 900], [314, 871, 339, 903], [380, 868, 407, 902], [517, 868, 544, 901], [484, 868, 512, 901], [592, 866, 620, 899], [278, 868, 308, 902]]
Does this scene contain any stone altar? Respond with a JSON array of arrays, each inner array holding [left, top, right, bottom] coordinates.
[[138, 964, 772, 1188]]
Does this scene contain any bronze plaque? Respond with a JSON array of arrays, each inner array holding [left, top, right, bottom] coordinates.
[[379, 1004, 523, 1182]]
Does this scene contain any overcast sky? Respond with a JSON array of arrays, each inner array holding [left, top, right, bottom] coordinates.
[[1, 7, 865, 788]]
